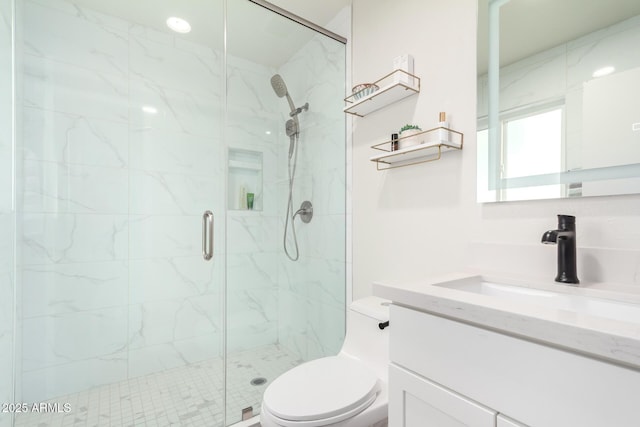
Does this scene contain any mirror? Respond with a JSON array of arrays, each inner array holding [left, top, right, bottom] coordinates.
[[477, 0, 640, 202]]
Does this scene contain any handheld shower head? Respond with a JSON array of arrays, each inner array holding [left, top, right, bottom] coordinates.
[[271, 74, 296, 113], [270, 74, 288, 98]]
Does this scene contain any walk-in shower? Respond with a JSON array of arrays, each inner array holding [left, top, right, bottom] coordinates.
[[0, 0, 347, 426]]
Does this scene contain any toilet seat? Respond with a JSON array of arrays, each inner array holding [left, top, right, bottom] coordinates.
[[262, 356, 380, 426]]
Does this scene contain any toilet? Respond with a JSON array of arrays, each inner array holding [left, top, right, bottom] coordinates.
[[261, 296, 390, 427]]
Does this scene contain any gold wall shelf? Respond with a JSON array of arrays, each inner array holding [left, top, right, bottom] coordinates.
[[369, 127, 464, 170], [344, 70, 420, 117]]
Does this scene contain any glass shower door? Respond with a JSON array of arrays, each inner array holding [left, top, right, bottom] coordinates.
[[224, 1, 347, 423], [14, 0, 226, 425]]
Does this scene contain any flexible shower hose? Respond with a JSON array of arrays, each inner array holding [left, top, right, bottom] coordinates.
[[283, 133, 300, 261]]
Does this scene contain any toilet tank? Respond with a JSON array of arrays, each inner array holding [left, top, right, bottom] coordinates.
[[339, 296, 390, 381]]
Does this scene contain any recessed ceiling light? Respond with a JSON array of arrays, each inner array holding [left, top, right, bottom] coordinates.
[[265, 131, 272, 135], [166, 17, 191, 34], [142, 105, 158, 114], [592, 66, 615, 78]]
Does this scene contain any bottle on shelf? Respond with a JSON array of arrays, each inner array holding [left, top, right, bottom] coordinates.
[[438, 112, 450, 143]]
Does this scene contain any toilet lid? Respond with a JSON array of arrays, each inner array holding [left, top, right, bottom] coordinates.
[[263, 356, 380, 422]]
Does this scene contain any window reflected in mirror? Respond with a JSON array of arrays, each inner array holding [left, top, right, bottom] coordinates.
[[477, 0, 640, 202]]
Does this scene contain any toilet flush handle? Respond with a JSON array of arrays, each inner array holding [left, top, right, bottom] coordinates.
[[378, 321, 390, 330]]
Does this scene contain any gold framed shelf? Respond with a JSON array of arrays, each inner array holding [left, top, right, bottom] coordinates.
[[369, 126, 464, 170], [344, 70, 420, 117]]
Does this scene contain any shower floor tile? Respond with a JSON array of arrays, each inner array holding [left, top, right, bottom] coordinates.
[[15, 344, 303, 427]]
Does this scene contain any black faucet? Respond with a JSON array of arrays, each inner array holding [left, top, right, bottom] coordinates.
[[541, 215, 579, 284]]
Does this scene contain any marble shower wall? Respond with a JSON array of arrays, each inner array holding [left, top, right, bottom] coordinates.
[[0, 1, 15, 426], [276, 33, 347, 362], [224, 32, 347, 358], [225, 53, 281, 353], [478, 13, 640, 172], [18, 0, 225, 402]]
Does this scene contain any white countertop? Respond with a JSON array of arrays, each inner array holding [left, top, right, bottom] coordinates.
[[374, 272, 640, 370]]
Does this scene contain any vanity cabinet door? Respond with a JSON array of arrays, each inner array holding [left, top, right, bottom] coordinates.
[[389, 364, 496, 427]]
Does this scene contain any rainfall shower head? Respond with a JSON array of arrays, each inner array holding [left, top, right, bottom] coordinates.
[[271, 74, 296, 113]]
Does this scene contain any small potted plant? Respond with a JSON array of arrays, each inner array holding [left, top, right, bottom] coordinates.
[[398, 124, 423, 149]]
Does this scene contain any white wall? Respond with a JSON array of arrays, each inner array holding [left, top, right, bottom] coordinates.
[[351, 0, 640, 299], [351, 0, 479, 298]]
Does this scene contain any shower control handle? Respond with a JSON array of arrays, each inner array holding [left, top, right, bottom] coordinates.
[[202, 211, 214, 261]]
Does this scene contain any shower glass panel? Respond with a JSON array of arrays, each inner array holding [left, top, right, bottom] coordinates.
[[6, 0, 346, 425], [14, 0, 225, 425], [1, 0, 15, 426], [225, 2, 347, 422]]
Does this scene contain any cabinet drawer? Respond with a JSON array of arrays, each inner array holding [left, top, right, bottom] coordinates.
[[390, 304, 640, 426]]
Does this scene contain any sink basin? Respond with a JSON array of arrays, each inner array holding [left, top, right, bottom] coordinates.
[[435, 279, 640, 323]]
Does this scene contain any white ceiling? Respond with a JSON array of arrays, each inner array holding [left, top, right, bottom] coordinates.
[[478, 0, 640, 74]]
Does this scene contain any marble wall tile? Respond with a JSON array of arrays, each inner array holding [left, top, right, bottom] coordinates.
[[21, 213, 128, 265], [22, 55, 128, 123], [22, 160, 128, 214], [0, 214, 13, 274], [128, 334, 221, 379], [227, 289, 278, 352], [22, 306, 129, 371], [130, 35, 221, 99], [21, 351, 128, 402], [129, 128, 222, 176], [128, 215, 216, 259], [25, 0, 130, 33], [305, 301, 345, 361], [129, 170, 221, 215], [227, 215, 279, 254], [128, 294, 221, 349], [298, 214, 346, 263], [0, 270, 14, 426], [0, 1, 13, 420], [227, 252, 278, 291], [22, 261, 128, 317], [21, 107, 128, 168], [22, 0, 128, 77], [129, 256, 221, 305], [129, 77, 222, 136], [308, 167, 346, 216], [277, 289, 309, 361], [304, 259, 346, 309]]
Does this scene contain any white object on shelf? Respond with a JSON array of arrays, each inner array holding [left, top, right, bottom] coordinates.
[[393, 54, 414, 86], [398, 128, 423, 150], [438, 112, 450, 143], [344, 70, 420, 117]]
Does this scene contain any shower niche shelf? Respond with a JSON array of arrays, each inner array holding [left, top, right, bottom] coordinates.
[[228, 148, 263, 211], [344, 69, 420, 117], [369, 126, 464, 170]]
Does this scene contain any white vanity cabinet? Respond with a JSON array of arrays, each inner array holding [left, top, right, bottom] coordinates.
[[388, 304, 640, 427]]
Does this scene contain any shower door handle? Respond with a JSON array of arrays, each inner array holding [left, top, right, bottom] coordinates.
[[202, 210, 214, 261]]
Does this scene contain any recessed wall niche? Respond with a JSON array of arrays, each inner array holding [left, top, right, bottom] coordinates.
[[228, 148, 263, 211]]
